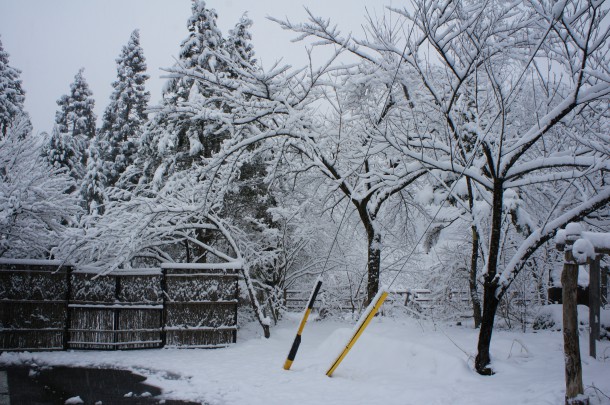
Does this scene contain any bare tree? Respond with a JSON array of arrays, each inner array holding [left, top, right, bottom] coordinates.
[[276, 0, 610, 375]]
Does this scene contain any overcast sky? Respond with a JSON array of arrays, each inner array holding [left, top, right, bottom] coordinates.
[[0, 0, 396, 133]]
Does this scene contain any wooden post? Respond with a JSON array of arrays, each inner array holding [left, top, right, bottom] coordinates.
[[160, 267, 167, 347], [589, 256, 600, 359], [233, 269, 239, 343], [114, 275, 121, 350], [561, 225, 588, 405], [64, 265, 72, 351], [602, 265, 608, 307]]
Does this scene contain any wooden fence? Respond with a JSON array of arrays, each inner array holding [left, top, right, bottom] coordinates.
[[284, 288, 437, 312], [0, 260, 239, 351]]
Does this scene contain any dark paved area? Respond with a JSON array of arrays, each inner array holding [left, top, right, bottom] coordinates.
[[3, 366, 201, 405]]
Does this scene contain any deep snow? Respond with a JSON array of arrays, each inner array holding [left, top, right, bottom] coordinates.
[[1, 314, 609, 405]]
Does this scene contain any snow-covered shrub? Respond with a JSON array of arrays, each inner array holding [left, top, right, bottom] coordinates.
[[0, 128, 81, 258], [532, 304, 592, 332]]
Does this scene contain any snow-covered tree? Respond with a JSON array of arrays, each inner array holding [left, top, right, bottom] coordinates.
[[51, 68, 96, 180], [0, 124, 81, 258], [140, 0, 228, 187], [58, 155, 270, 336], [226, 13, 256, 72], [276, 0, 610, 375], [80, 138, 107, 216], [44, 126, 85, 186], [0, 36, 29, 139], [98, 29, 150, 187], [55, 68, 96, 141], [162, 39, 429, 305]]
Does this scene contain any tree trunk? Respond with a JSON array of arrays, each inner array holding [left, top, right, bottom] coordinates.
[[242, 268, 270, 338], [474, 181, 503, 375], [475, 286, 499, 374], [589, 256, 600, 359], [469, 225, 482, 328], [561, 257, 586, 404], [365, 232, 382, 307], [466, 178, 482, 328]]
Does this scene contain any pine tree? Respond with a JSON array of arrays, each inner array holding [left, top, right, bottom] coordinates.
[[44, 126, 84, 189], [166, 0, 225, 102], [141, 0, 227, 186], [80, 138, 107, 215], [226, 13, 256, 72], [99, 29, 150, 187], [0, 36, 28, 139], [55, 68, 96, 141], [52, 68, 96, 181]]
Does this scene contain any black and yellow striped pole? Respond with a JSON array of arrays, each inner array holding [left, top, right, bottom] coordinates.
[[326, 289, 388, 377], [283, 278, 323, 370]]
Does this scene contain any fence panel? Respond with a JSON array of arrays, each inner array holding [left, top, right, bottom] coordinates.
[[68, 269, 163, 350], [163, 264, 239, 348], [0, 260, 69, 351], [1, 261, 240, 351]]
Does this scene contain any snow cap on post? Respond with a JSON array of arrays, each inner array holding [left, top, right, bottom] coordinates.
[[565, 223, 583, 241], [572, 239, 595, 265]]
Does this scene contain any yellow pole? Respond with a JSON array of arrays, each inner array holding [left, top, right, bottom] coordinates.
[[326, 290, 388, 377], [283, 279, 323, 370]]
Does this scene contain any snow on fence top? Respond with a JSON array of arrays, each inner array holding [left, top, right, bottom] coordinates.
[[0, 258, 69, 266], [555, 223, 610, 263], [556, 229, 610, 251], [160, 261, 243, 270]]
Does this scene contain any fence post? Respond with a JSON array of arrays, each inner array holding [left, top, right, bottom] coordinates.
[[113, 275, 121, 350], [64, 265, 72, 351], [561, 225, 587, 405], [602, 266, 608, 307], [589, 256, 600, 359], [233, 268, 239, 343], [161, 267, 167, 347]]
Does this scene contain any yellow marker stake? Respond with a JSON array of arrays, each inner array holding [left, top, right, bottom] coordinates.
[[283, 279, 323, 370], [326, 290, 388, 377]]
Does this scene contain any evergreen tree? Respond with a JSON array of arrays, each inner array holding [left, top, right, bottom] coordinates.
[[0, 36, 28, 139], [141, 0, 227, 186], [99, 29, 150, 187], [52, 68, 96, 181], [222, 14, 275, 227], [55, 68, 96, 141], [226, 13, 256, 72], [166, 0, 225, 102], [44, 126, 83, 190], [80, 138, 107, 215]]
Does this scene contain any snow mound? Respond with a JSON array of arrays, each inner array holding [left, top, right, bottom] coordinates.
[[533, 304, 590, 331]]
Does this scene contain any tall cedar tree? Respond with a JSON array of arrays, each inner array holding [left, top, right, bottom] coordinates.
[[141, 0, 226, 187], [50, 68, 96, 181], [99, 29, 150, 188], [80, 138, 108, 215], [0, 36, 29, 139], [226, 13, 256, 71], [223, 14, 275, 226]]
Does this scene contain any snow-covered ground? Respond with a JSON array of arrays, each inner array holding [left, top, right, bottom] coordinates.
[[2, 314, 610, 405]]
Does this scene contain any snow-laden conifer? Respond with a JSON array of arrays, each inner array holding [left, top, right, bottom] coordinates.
[[55, 68, 96, 141], [0, 124, 81, 258], [141, 0, 228, 187], [80, 138, 107, 216], [226, 13, 256, 71], [51, 68, 96, 181], [44, 126, 85, 185], [98, 29, 149, 187], [0, 36, 28, 139]]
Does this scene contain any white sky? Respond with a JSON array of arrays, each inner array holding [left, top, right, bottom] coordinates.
[[0, 0, 396, 133]]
